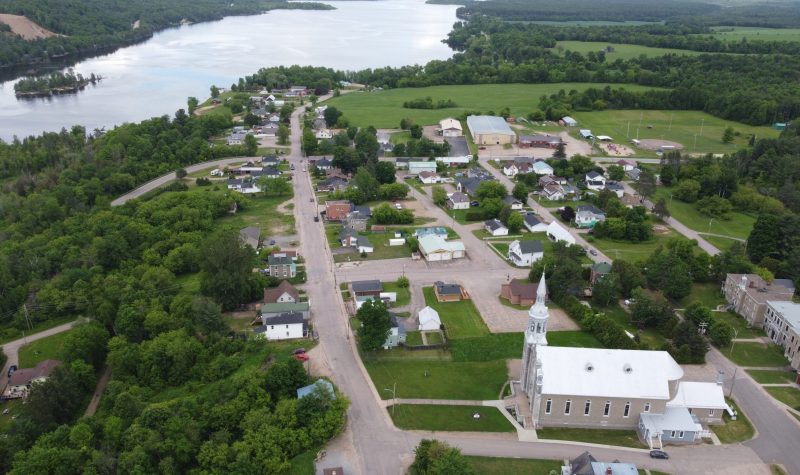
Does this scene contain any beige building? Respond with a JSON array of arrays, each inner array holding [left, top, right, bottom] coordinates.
[[764, 301, 800, 372], [466, 115, 516, 145], [722, 274, 795, 327], [520, 274, 723, 448], [438, 118, 463, 137]]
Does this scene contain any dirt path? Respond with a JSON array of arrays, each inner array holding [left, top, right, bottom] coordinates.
[[84, 366, 112, 417], [0, 14, 59, 40]]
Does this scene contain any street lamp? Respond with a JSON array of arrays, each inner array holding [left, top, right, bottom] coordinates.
[[708, 218, 715, 234], [384, 383, 397, 414]]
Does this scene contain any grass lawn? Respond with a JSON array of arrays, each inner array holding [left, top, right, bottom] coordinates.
[[712, 312, 763, 339], [18, 330, 73, 367], [537, 427, 646, 448], [499, 296, 529, 311], [216, 193, 295, 237], [765, 387, 800, 410], [574, 110, 779, 155], [0, 315, 76, 345], [363, 358, 507, 400], [472, 229, 524, 240], [405, 331, 423, 346], [721, 342, 788, 367], [388, 404, 514, 432], [555, 41, 701, 61], [589, 228, 683, 262], [490, 241, 510, 257], [746, 370, 797, 384], [548, 330, 605, 348], [597, 303, 667, 349], [224, 315, 256, 332], [654, 187, 757, 240], [711, 399, 754, 444], [382, 281, 411, 307], [706, 26, 800, 42], [331, 227, 415, 262], [426, 332, 444, 345], [466, 456, 561, 475], [288, 450, 316, 475], [0, 399, 25, 432], [325, 83, 659, 128], [423, 287, 488, 339], [703, 234, 741, 252], [681, 283, 725, 309]]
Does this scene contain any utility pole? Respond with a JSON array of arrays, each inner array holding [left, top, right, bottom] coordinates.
[[626, 121, 630, 138], [700, 118, 705, 136], [22, 304, 32, 331], [669, 113, 673, 131], [384, 383, 397, 414], [729, 366, 738, 398]]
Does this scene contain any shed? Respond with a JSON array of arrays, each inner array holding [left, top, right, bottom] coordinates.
[[418, 306, 442, 331]]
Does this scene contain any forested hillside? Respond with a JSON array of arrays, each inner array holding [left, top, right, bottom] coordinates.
[[0, 0, 331, 74]]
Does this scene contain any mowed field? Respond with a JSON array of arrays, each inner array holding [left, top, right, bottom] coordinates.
[[324, 83, 659, 128], [572, 110, 780, 154], [554, 41, 701, 61], [706, 26, 800, 42]]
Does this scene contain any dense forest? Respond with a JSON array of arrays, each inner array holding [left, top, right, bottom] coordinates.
[[429, 0, 800, 27], [0, 0, 332, 75]]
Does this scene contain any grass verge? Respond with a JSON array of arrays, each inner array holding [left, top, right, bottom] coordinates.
[[711, 399, 754, 444], [388, 404, 514, 432], [537, 427, 646, 448]]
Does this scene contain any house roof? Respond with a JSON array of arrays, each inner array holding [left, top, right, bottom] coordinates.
[[268, 255, 294, 266], [415, 227, 448, 238], [261, 302, 309, 313], [263, 312, 305, 326], [606, 182, 624, 191], [524, 214, 542, 227], [577, 204, 605, 216], [439, 118, 462, 131], [339, 226, 358, 241], [503, 196, 522, 205], [667, 381, 728, 410], [537, 346, 684, 399], [354, 205, 371, 217], [419, 234, 465, 253], [728, 274, 795, 304], [356, 236, 372, 248], [449, 192, 469, 203], [640, 406, 701, 433], [435, 281, 462, 295], [766, 301, 800, 332], [517, 240, 544, 254], [547, 221, 575, 243], [418, 306, 441, 326], [263, 280, 299, 303], [508, 279, 538, 300], [419, 171, 438, 179], [352, 280, 382, 293], [590, 462, 638, 475], [466, 115, 515, 136], [586, 171, 603, 180], [520, 134, 561, 144], [240, 226, 261, 243], [297, 379, 335, 399], [485, 219, 507, 231], [9, 359, 61, 386]]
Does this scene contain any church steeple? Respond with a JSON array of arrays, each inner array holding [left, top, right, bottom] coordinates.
[[526, 271, 549, 345]]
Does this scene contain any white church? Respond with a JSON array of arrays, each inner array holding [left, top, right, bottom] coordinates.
[[518, 273, 729, 449]]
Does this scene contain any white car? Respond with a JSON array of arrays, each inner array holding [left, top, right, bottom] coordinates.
[[394, 203, 402, 209]]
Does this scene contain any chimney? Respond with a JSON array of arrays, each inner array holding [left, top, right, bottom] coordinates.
[[749, 281, 755, 288], [606, 468, 613, 475]]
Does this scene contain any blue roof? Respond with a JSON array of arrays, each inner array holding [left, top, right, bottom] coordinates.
[[297, 379, 335, 399]]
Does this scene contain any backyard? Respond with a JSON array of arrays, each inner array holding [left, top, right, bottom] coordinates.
[[325, 83, 659, 128], [388, 404, 514, 432], [423, 287, 489, 339], [382, 281, 411, 307], [216, 193, 296, 237], [18, 329, 72, 367], [328, 225, 415, 262]]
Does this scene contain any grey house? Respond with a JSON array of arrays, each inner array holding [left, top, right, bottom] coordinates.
[[383, 314, 407, 349]]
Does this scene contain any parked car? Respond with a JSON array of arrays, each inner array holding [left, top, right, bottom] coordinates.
[[394, 203, 402, 209], [269, 239, 276, 245], [589, 249, 598, 256], [649, 450, 669, 459], [293, 353, 310, 362], [7, 365, 17, 378], [470, 201, 480, 207], [292, 348, 306, 355], [313, 216, 319, 222]]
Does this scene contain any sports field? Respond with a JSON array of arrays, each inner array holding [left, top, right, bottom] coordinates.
[[554, 41, 701, 61], [707, 26, 800, 42], [324, 83, 659, 128], [572, 110, 780, 154]]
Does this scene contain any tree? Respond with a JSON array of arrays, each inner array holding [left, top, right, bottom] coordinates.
[[277, 124, 290, 145], [396, 276, 410, 288], [722, 126, 734, 144], [200, 230, 257, 310], [569, 155, 593, 175], [187, 97, 199, 115], [629, 288, 673, 329], [607, 164, 625, 181], [210, 86, 220, 98], [432, 186, 448, 206], [553, 142, 566, 159], [611, 259, 645, 298], [244, 134, 258, 156], [356, 299, 391, 352], [653, 198, 670, 219], [176, 168, 188, 179], [260, 177, 292, 196], [243, 113, 260, 128], [560, 206, 575, 223], [672, 321, 708, 363], [374, 161, 396, 184], [302, 128, 318, 156], [410, 439, 474, 475], [409, 124, 423, 139], [475, 181, 507, 201], [354, 167, 380, 201], [636, 169, 656, 198], [506, 212, 524, 233], [63, 323, 110, 370], [674, 179, 700, 202], [591, 274, 620, 307], [659, 165, 675, 186], [708, 318, 734, 347], [696, 196, 732, 218], [512, 182, 528, 201], [323, 107, 342, 127], [400, 118, 414, 130]]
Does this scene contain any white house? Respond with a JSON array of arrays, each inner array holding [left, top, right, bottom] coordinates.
[[485, 219, 509, 237], [542, 184, 565, 201], [436, 155, 471, 167], [409, 161, 438, 175], [418, 234, 466, 261], [546, 221, 576, 245], [384, 314, 407, 349], [503, 196, 524, 210], [418, 171, 440, 184], [315, 129, 333, 140], [617, 159, 637, 172], [418, 306, 442, 331], [524, 213, 548, 233], [263, 280, 299, 304], [532, 161, 554, 176], [606, 181, 625, 198], [227, 179, 261, 194], [585, 171, 607, 191], [356, 236, 374, 254], [508, 240, 544, 267], [256, 312, 307, 340], [503, 162, 520, 177], [439, 118, 463, 137], [447, 192, 470, 210], [575, 205, 606, 229]]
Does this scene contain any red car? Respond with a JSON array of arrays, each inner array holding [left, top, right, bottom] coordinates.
[[293, 353, 310, 362]]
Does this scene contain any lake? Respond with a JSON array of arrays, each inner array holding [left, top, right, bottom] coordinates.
[[0, 0, 458, 140]]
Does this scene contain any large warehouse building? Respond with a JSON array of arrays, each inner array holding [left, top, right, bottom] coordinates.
[[467, 115, 517, 145]]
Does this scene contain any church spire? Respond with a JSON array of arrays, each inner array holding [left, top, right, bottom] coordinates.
[[525, 271, 549, 345], [536, 271, 547, 305]]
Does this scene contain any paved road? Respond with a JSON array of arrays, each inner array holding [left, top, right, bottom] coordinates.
[[110, 157, 256, 206], [0, 320, 82, 394]]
